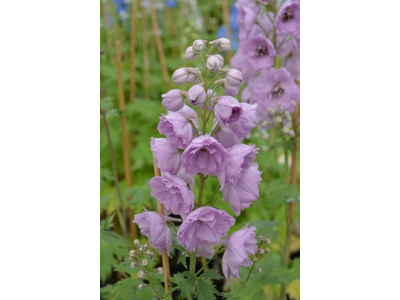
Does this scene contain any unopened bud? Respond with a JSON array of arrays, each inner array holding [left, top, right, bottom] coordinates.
[[133, 239, 141, 247], [206, 55, 222, 72], [129, 250, 139, 259], [145, 250, 155, 259], [256, 268, 262, 273], [265, 248, 271, 254], [214, 54, 224, 68], [156, 267, 164, 275], [282, 127, 290, 134], [192, 39, 205, 53], [252, 256, 258, 262], [142, 243, 149, 251], [221, 80, 239, 96], [225, 69, 243, 86], [258, 249, 266, 255], [210, 38, 231, 52], [261, 121, 268, 127], [185, 46, 198, 60], [138, 283, 146, 290], [130, 261, 139, 269], [137, 270, 146, 279], [141, 259, 149, 266], [275, 116, 282, 123]]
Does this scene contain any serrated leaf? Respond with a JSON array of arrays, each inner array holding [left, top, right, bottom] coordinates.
[[174, 272, 196, 299], [199, 269, 224, 280], [178, 254, 188, 269], [101, 230, 129, 247], [195, 279, 219, 300], [114, 277, 136, 300]]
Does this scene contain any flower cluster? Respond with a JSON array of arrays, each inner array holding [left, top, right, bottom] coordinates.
[[231, 0, 300, 135], [134, 37, 264, 284]]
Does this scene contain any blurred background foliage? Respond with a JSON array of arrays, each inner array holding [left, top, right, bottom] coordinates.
[[100, 0, 299, 299]]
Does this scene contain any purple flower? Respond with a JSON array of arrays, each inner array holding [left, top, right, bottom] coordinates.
[[238, 6, 257, 41], [231, 47, 258, 82], [214, 96, 243, 125], [206, 55, 222, 72], [243, 34, 275, 72], [161, 89, 187, 112], [150, 138, 181, 175], [181, 134, 229, 175], [188, 83, 206, 106], [222, 224, 258, 283], [157, 105, 199, 149], [229, 102, 258, 139], [172, 68, 201, 85], [214, 121, 244, 148], [149, 173, 194, 219], [133, 211, 172, 256], [283, 51, 300, 82], [252, 67, 299, 113], [222, 163, 262, 216], [177, 206, 235, 253], [218, 144, 258, 188], [219, 80, 240, 97], [209, 38, 231, 52], [275, 2, 300, 35]]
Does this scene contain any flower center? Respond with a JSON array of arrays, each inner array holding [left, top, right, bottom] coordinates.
[[198, 220, 205, 225], [200, 148, 208, 152], [271, 86, 285, 98], [283, 10, 294, 22], [255, 44, 269, 57]]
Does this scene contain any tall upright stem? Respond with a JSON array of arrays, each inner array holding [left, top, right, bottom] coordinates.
[[101, 109, 128, 239], [129, 0, 138, 103]]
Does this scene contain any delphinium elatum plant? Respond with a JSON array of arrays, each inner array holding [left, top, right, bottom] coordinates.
[[130, 37, 272, 299]]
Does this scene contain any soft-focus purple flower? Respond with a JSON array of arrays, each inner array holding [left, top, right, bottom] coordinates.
[[275, 2, 300, 35], [236, 0, 262, 25], [218, 144, 258, 188], [150, 137, 181, 175], [214, 96, 243, 125], [185, 46, 198, 60], [231, 47, 258, 82], [181, 134, 229, 175], [210, 38, 231, 52], [241, 83, 255, 103], [222, 163, 262, 216], [177, 206, 235, 253], [225, 69, 243, 86], [149, 173, 194, 219], [188, 83, 206, 106], [238, 6, 257, 41], [133, 211, 172, 256], [283, 51, 300, 81], [243, 34, 275, 72], [206, 55, 222, 72], [161, 89, 187, 112], [229, 102, 258, 139], [222, 224, 257, 283], [252, 68, 299, 113], [157, 105, 199, 149]]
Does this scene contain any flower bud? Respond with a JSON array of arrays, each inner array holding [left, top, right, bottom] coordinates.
[[139, 245, 144, 251], [214, 54, 224, 68], [145, 250, 155, 259], [282, 127, 290, 134], [138, 283, 146, 290], [256, 268, 262, 273], [185, 46, 198, 60], [141, 259, 149, 266], [252, 256, 258, 262], [192, 39, 205, 53], [161, 89, 186, 112], [137, 270, 146, 279], [265, 248, 271, 254], [142, 243, 149, 251], [258, 248, 266, 255], [156, 267, 164, 275], [188, 83, 206, 106], [225, 69, 243, 86], [206, 55, 222, 72], [133, 239, 141, 247], [129, 250, 139, 259], [130, 261, 139, 269], [210, 38, 231, 52], [274, 116, 282, 123], [218, 79, 239, 96], [172, 68, 189, 84]]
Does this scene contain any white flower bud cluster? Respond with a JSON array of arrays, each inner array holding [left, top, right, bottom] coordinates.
[[263, 103, 295, 137]]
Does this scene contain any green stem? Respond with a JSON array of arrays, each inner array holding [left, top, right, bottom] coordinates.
[[144, 266, 162, 299], [204, 185, 220, 206], [197, 173, 205, 207], [279, 201, 291, 300], [203, 69, 209, 134], [210, 123, 220, 136], [188, 119, 200, 137], [195, 246, 224, 276], [234, 262, 256, 297], [187, 252, 197, 300]]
